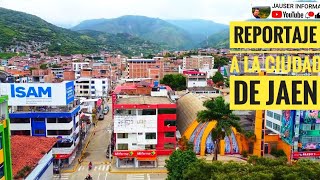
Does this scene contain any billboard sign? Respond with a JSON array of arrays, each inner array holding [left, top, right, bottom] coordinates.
[[280, 110, 295, 145], [0, 81, 75, 106]]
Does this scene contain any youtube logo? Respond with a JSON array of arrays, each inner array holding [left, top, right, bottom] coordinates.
[[272, 11, 282, 18]]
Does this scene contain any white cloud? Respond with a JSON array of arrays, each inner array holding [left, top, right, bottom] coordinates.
[[0, 0, 251, 26]]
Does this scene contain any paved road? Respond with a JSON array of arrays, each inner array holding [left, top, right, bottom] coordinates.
[[54, 172, 167, 180], [84, 101, 113, 163]]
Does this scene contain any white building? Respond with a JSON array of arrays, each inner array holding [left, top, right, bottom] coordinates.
[[75, 77, 109, 98], [72, 62, 90, 79], [265, 110, 282, 134]]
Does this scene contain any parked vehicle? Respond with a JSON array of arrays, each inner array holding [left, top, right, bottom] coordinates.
[[103, 106, 109, 115], [98, 114, 104, 120]]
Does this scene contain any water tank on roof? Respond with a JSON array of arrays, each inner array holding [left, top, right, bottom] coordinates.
[[154, 81, 159, 87]]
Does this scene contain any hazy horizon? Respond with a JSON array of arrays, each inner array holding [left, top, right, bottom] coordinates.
[[0, 0, 251, 28]]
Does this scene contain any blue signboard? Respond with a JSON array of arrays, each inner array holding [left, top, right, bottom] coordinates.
[[65, 81, 75, 104]]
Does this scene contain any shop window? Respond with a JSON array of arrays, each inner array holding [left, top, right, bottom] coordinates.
[[33, 118, 45, 122], [158, 108, 176, 114], [0, 163, 4, 178], [165, 132, 175, 138], [118, 133, 128, 139], [47, 118, 57, 123], [145, 144, 156, 150], [11, 130, 31, 135], [34, 129, 45, 135], [164, 143, 175, 149], [118, 144, 128, 150], [10, 118, 30, 123], [145, 133, 156, 139], [164, 120, 176, 126], [141, 109, 156, 115], [57, 118, 72, 123]]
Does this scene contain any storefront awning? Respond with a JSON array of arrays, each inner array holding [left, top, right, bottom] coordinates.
[[136, 157, 157, 161]]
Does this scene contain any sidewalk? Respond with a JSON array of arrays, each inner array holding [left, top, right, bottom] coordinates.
[[61, 122, 98, 173]]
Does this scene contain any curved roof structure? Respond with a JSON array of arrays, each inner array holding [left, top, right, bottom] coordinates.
[[176, 93, 251, 156]]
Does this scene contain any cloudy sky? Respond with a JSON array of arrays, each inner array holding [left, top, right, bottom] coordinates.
[[0, 0, 252, 27]]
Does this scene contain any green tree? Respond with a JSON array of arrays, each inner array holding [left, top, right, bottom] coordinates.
[[197, 96, 242, 161], [160, 74, 186, 91], [225, 77, 230, 88], [40, 64, 48, 69], [211, 72, 224, 84], [165, 150, 197, 180], [213, 56, 229, 69]]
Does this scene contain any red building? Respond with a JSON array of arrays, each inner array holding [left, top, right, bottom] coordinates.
[[112, 82, 177, 168]]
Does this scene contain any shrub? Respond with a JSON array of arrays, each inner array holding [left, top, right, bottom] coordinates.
[[241, 150, 248, 158], [270, 149, 286, 157]]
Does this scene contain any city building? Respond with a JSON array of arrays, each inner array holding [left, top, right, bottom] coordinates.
[[127, 58, 164, 81], [11, 136, 56, 180], [112, 82, 177, 168], [182, 55, 214, 70], [75, 77, 109, 98], [0, 95, 13, 180], [265, 110, 282, 134], [72, 62, 90, 79], [183, 70, 208, 88], [0, 81, 81, 167]]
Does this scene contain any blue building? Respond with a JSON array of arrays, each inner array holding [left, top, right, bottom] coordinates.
[[2, 81, 83, 167]]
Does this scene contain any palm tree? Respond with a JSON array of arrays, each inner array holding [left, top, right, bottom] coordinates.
[[197, 96, 242, 161]]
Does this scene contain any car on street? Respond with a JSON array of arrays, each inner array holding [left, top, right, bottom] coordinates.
[[104, 106, 109, 115], [98, 114, 104, 120]]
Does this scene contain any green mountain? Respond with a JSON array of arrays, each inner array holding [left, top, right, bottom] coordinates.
[[0, 7, 101, 55], [72, 15, 195, 49], [0, 8, 163, 56], [201, 29, 229, 48], [77, 30, 168, 56], [166, 19, 228, 43]]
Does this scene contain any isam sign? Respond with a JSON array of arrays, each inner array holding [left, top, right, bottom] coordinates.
[[0, 81, 74, 106]]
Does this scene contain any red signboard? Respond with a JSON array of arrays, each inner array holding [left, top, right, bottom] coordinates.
[[54, 154, 71, 159], [293, 151, 320, 158], [113, 150, 157, 158]]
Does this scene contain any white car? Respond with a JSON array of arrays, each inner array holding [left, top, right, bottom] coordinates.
[[104, 106, 109, 115]]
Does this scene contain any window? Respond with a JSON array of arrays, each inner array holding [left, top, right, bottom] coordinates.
[[164, 120, 176, 126], [34, 129, 45, 135], [145, 133, 156, 139], [11, 130, 31, 135], [91, 81, 95, 84], [273, 123, 281, 132], [164, 143, 175, 149], [115, 109, 136, 115], [138, 132, 143, 135], [47, 129, 72, 135], [266, 120, 273, 128], [141, 109, 156, 115], [102, 81, 105, 84], [117, 144, 128, 150], [10, 118, 30, 123], [267, 111, 273, 117], [165, 132, 175, 137], [57, 118, 72, 123], [145, 145, 156, 150], [274, 113, 281, 121], [158, 109, 176, 114], [47, 118, 57, 123], [0, 163, 4, 178], [118, 133, 128, 138], [33, 118, 45, 122]]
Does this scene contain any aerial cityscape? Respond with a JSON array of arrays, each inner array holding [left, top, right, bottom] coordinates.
[[1, 0, 320, 180]]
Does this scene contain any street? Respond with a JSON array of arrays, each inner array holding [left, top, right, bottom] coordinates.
[[57, 172, 167, 180]]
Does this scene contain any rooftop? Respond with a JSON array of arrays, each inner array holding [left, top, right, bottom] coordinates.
[[117, 96, 173, 104], [11, 135, 56, 178]]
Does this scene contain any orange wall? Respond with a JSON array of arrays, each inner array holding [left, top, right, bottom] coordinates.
[[265, 134, 292, 161]]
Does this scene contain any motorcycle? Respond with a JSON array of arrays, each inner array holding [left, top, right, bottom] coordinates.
[[85, 175, 93, 180], [88, 163, 92, 170]]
